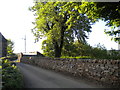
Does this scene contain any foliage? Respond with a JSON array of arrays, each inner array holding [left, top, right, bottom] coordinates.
[[30, 2, 120, 58], [42, 40, 55, 57], [30, 2, 92, 57], [107, 49, 120, 60], [60, 56, 92, 59], [61, 42, 120, 60], [7, 39, 15, 56], [61, 42, 107, 59], [90, 44, 108, 59], [1, 58, 24, 89], [79, 2, 120, 41], [88, 43, 120, 60], [61, 40, 92, 57], [5, 56, 18, 61]]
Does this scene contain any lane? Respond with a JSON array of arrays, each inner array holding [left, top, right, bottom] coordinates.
[[17, 63, 100, 88]]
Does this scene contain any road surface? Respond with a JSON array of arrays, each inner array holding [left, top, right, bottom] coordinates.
[[17, 63, 102, 88]]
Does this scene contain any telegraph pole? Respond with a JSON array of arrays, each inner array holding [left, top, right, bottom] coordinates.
[[24, 35, 26, 53], [22, 35, 26, 53]]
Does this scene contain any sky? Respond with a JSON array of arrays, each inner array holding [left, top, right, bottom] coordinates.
[[0, 0, 118, 53]]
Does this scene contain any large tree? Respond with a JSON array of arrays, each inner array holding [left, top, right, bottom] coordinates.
[[31, 2, 92, 57]]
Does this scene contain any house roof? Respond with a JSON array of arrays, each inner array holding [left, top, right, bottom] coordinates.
[[0, 32, 7, 41]]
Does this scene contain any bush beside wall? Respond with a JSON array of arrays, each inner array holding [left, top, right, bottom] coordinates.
[[1, 58, 24, 89], [21, 56, 120, 88]]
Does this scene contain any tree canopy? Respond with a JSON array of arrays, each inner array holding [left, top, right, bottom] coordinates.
[[79, 2, 120, 41], [30, 2, 92, 57], [30, 1, 120, 57]]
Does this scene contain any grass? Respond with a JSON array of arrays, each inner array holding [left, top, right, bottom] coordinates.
[[60, 56, 92, 59]]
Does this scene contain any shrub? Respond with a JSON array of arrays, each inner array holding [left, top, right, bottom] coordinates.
[[1, 58, 24, 89]]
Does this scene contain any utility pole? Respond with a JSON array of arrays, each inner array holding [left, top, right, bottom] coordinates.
[[24, 35, 26, 53], [22, 35, 26, 53]]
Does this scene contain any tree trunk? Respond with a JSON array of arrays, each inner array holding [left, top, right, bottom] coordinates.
[[54, 14, 67, 57], [54, 41, 61, 57]]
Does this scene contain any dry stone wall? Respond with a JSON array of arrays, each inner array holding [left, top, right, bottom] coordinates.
[[20, 56, 120, 88]]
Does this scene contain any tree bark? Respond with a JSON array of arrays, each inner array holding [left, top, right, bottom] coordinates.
[[54, 14, 68, 57], [53, 40, 61, 57]]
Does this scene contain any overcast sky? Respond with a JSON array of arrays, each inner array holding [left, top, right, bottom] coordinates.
[[0, 0, 118, 53]]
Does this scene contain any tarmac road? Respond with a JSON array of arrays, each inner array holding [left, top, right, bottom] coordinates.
[[17, 63, 102, 88]]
